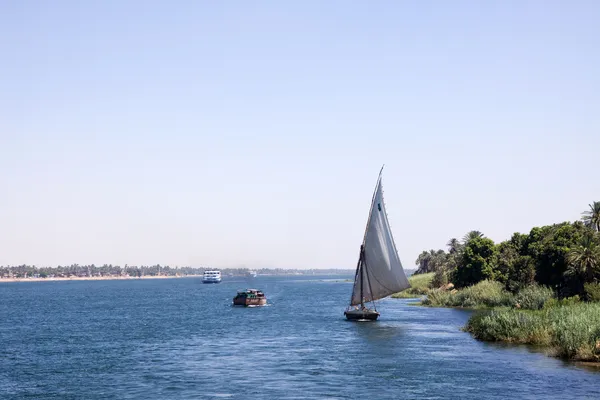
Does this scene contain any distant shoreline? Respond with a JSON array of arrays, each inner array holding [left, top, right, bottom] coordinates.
[[0, 275, 202, 283], [0, 272, 354, 283]]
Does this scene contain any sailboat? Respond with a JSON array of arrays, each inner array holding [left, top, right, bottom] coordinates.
[[344, 167, 410, 321]]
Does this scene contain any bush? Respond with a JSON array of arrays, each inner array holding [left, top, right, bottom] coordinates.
[[465, 302, 600, 361], [391, 273, 433, 298], [584, 282, 600, 302], [544, 295, 580, 309], [423, 280, 515, 308], [466, 309, 551, 345], [431, 268, 448, 288], [514, 284, 554, 310], [550, 303, 600, 360]]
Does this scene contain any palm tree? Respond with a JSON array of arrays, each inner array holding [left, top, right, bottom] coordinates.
[[446, 238, 462, 254], [566, 234, 600, 282], [462, 230, 484, 243], [415, 251, 432, 274], [430, 249, 448, 272], [581, 201, 600, 232]]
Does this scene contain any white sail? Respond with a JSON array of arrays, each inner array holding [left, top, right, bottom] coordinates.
[[350, 172, 410, 306]]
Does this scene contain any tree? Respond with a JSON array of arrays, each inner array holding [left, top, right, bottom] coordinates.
[[462, 230, 484, 243], [452, 237, 497, 288], [415, 249, 448, 274], [495, 233, 535, 292], [581, 201, 600, 232], [526, 222, 589, 292], [446, 238, 462, 254], [565, 233, 600, 283], [415, 251, 432, 274]]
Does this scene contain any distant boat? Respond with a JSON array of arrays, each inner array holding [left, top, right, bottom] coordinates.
[[344, 166, 410, 321], [202, 270, 222, 284], [247, 270, 257, 278], [233, 289, 267, 306]]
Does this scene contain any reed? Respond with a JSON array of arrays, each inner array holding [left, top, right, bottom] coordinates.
[[422, 280, 515, 308], [465, 302, 600, 361], [391, 273, 434, 298]]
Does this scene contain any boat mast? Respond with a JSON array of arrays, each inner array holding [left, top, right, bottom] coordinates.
[[360, 247, 364, 308], [362, 251, 377, 312]]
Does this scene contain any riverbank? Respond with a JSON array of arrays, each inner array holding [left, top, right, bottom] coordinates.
[[0, 275, 202, 283], [465, 302, 600, 362], [393, 276, 600, 363]]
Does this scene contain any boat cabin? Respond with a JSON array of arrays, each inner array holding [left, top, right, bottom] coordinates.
[[233, 289, 267, 306], [235, 289, 265, 298]]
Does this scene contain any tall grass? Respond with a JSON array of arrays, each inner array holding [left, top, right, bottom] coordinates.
[[391, 273, 433, 298], [415, 278, 599, 362], [422, 280, 556, 310], [422, 280, 515, 308], [465, 302, 600, 361], [514, 284, 555, 310]]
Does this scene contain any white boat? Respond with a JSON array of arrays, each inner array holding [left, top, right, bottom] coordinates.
[[202, 270, 222, 284], [247, 270, 257, 278], [344, 166, 410, 321]]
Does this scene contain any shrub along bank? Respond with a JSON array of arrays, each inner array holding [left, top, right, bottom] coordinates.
[[394, 201, 600, 363]]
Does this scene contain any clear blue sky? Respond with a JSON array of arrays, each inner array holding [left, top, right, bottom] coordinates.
[[1, 1, 598, 269]]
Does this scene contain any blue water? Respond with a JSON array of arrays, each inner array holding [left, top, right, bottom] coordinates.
[[1, 276, 599, 399]]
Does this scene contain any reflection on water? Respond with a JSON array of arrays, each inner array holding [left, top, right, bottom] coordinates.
[[354, 321, 406, 341]]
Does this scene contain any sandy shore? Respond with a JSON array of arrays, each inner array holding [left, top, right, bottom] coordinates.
[[0, 275, 202, 283]]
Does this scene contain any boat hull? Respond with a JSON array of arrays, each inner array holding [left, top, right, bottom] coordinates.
[[202, 279, 221, 284], [344, 309, 379, 321], [233, 297, 267, 307]]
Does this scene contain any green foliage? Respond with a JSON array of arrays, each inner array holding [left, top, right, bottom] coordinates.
[[452, 237, 497, 288], [584, 282, 600, 302], [565, 233, 600, 283], [581, 201, 600, 232], [431, 267, 448, 288], [544, 295, 580, 309], [414, 249, 448, 275], [465, 309, 552, 345], [505, 255, 536, 293], [514, 284, 554, 310], [421, 219, 598, 297], [526, 222, 589, 294], [549, 303, 600, 360], [424, 281, 557, 311], [391, 273, 434, 298], [462, 230, 484, 242], [423, 280, 515, 308], [446, 238, 462, 254], [465, 303, 600, 361]]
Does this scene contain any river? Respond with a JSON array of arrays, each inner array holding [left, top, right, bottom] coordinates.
[[1, 275, 598, 399]]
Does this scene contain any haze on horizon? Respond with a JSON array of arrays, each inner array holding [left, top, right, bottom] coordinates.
[[1, 1, 598, 269]]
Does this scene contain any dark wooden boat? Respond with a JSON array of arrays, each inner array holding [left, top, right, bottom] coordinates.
[[344, 307, 380, 321], [233, 289, 267, 306]]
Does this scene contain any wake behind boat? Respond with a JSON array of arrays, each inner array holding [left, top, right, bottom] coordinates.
[[344, 166, 410, 321]]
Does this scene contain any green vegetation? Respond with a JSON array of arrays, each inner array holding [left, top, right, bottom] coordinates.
[[424, 280, 513, 308], [423, 280, 557, 310], [408, 201, 600, 362], [465, 302, 600, 361], [391, 273, 433, 298]]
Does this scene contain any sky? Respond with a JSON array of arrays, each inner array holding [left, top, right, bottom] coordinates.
[[1, 1, 599, 269]]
